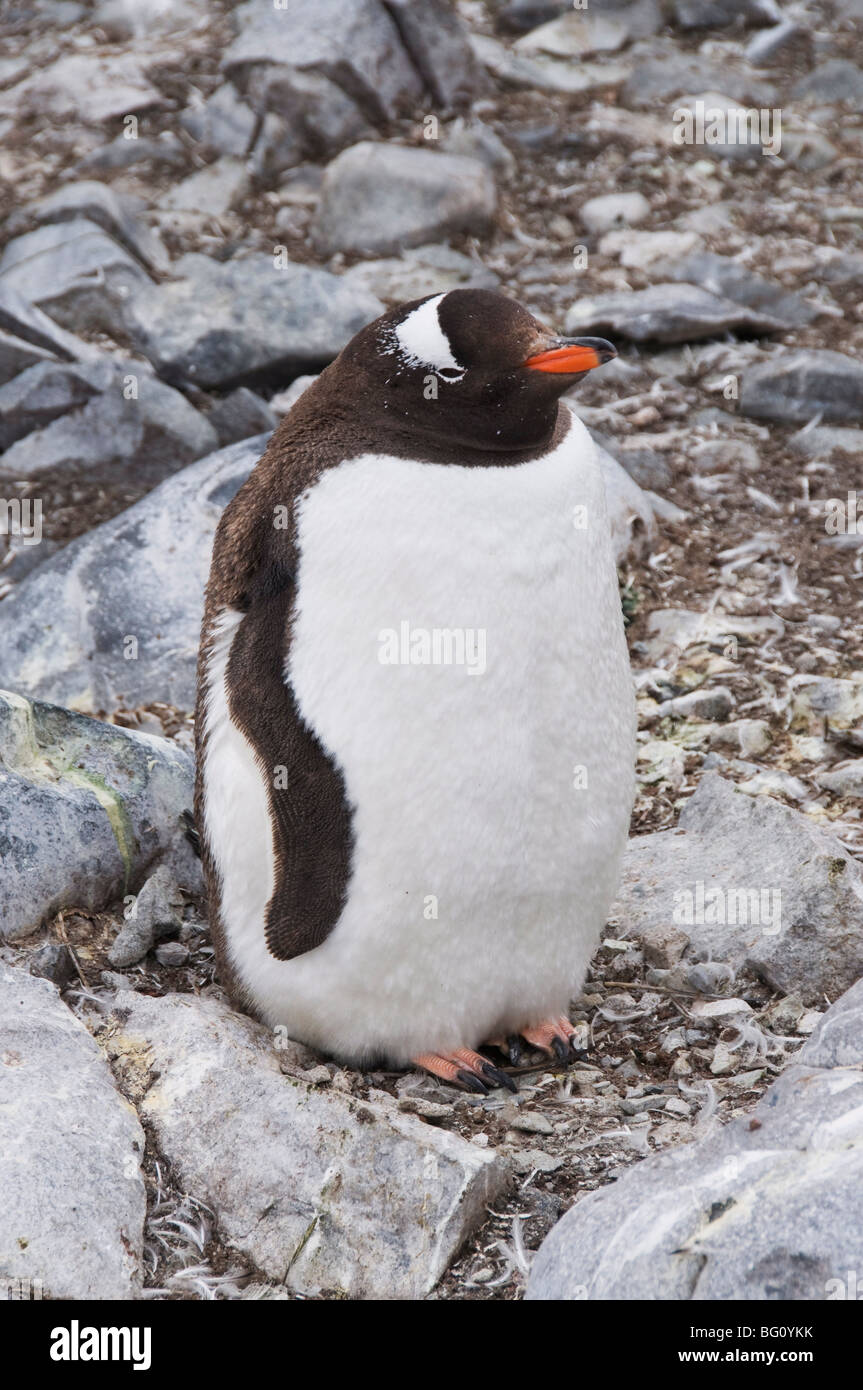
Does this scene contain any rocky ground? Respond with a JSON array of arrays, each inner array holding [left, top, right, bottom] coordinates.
[[1, 0, 863, 1302]]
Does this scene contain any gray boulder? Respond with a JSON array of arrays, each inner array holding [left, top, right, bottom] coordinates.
[[313, 142, 497, 257], [0, 436, 268, 713], [0, 52, 166, 124], [0, 219, 153, 341], [180, 83, 257, 158], [0, 360, 217, 487], [673, 0, 778, 28], [0, 330, 56, 386], [125, 253, 383, 389], [0, 690, 200, 940], [0, 964, 146, 1299], [612, 772, 863, 1004], [792, 59, 863, 104], [223, 0, 423, 122], [526, 977, 863, 1300], [106, 989, 507, 1298], [0, 280, 101, 370], [0, 361, 102, 451], [5, 180, 169, 275], [382, 0, 483, 109], [565, 284, 785, 345], [652, 251, 818, 329], [741, 350, 863, 424], [206, 387, 278, 447]]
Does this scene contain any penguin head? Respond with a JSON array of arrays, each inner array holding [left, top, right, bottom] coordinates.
[[333, 288, 616, 453]]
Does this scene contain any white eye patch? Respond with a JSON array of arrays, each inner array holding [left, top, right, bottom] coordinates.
[[393, 293, 465, 380]]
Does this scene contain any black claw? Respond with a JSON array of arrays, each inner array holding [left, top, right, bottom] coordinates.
[[456, 1069, 488, 1095], [571, 1043, 589, 1061], [505, 1034, 524, 1066], [551, 1035, 570, 1062], [481, 1061, 518, 1093]]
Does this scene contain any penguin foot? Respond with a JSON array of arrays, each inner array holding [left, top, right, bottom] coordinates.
[[519, 1016, 584, 1063], [412, 1048, 517, 1095]]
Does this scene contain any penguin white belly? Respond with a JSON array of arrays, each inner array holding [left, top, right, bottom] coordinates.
[[204, 410, 636, 1065]]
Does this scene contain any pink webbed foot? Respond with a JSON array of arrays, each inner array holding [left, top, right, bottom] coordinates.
[[412, 1046, 517, 1094]]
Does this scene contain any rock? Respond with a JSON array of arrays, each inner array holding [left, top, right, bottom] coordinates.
[[0, 53, 166, 123], [0, 437, 267, 713], [526, 978, 863, 1300], [709, 719, 773, 758], [0, 361, 218, 488], [0, 691, 200, 941], [591, 431, 672, 491], [643, 607, 782, 662], [595, 444, 657, 563], [689, 438, 760, 473], [790, 677, 863, 741], [444, 118, 516, 179], [792, 59, 863, 103], [510, 1149, 563, 1174], [248, 111, 311, 181], [312, 143, 496, 258], [639, 923, 690, 969], [0, 219, 152, 340], [598, 228, 698, 270], [109, 864, 186, 968], [652, 251, 818, 328], [612, 772, 863, 1004], [0, 361, 103, 451], [515, 11, 631, 58], [76, 133, 187, 176], [495, 0, 568, 31], [0, 965, 145, 1299], [125, 253, 383, 390], [0, 281, 101, 369], [565, 284, 785, 345], [206, 387, 278, 447], [95, 0, 208, 39], [381, 0, 483, 109], [651, 686, 735, 722], [579, 192, 650, 236], [621, 54, 772, 108], [106, 989, 506, 1297], [0, 330, 57, 387], [780, 131, 840, 171], [223, 0, 424, 123], [741, 350, 863, 424], [155, 940, 190, 967], [28, 942, 77, 989], [471, 33, 630, 95], [340, 243, 498, 304], [159, 158, 251, 217], [5, 180, 169, 276], [180, 83, 257, 158], [816, 761, 863, 798], [745, 20, 814, 67], [245, 67, 371, 173], [673, 0, 778, 28]]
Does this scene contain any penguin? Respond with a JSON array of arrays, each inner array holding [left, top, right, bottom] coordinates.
[[195, 288, 636, 1093]]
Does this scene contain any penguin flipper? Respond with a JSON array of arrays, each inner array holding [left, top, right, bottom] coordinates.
[[216, 566, 354, 963]]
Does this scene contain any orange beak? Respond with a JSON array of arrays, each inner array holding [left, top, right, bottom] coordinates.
[[523, 336, 617, 374]]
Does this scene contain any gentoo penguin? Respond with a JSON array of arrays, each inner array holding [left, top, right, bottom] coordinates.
[[195, 289, 636, 1092]]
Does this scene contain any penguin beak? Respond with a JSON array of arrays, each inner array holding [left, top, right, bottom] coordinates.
[[523, 336, 617, 374]]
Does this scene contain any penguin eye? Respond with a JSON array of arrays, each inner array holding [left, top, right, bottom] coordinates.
[[437, 367, 463, 381]]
